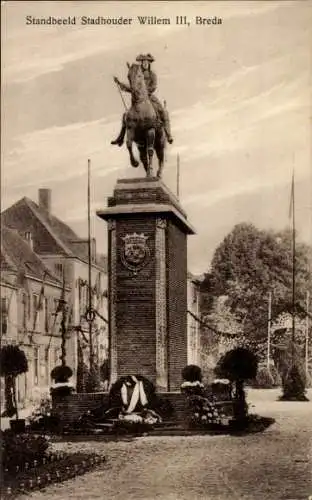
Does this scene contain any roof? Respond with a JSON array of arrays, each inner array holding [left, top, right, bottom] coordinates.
[[1, 226, 62, 286], [2, 197, 107, 270]]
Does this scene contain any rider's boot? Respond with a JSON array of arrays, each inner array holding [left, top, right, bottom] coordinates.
[[165, 128, 173, 144], [111, 124, 126, 146], [163, 111, 173, 144], [111, 114, 127, 146]]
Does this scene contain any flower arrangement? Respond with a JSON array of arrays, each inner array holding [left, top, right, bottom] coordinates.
[[50, 365, 75, 398], [181, 365, 204, 396], [108, 375, 161, 432], [188, 395, 228, 428], [28, 394, 60, 431], [29, 394, 52, 421]]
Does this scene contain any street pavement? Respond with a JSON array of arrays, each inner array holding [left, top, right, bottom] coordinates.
[[19, 389, 312, 500]]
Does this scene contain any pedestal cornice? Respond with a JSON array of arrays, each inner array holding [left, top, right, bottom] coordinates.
[[97, 177, 196, 235]]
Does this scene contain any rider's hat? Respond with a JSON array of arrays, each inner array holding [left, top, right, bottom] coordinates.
[[136, 53, 155, 63]]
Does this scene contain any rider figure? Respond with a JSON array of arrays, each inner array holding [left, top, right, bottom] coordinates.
[[111, 53, 173, 146]]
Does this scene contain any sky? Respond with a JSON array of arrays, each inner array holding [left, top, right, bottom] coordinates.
[[1, 1, 312, 274]]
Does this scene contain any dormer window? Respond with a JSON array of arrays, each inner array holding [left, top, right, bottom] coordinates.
[[24, 231, 33, 250]]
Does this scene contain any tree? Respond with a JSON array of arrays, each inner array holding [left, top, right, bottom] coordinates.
[[0, 345, 28, 420], [206, 223, 312, 357], [280, 365, 308, 401], [215, 347, 258, 421]]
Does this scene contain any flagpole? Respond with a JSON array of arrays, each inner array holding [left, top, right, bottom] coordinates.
[[87, 159, 94, 376], [60, 273, 67, 367], [306, 290, 310, 379], [177, 154, 180, 199], [291, 170, 296, 366], [267, 291, 272, 371]]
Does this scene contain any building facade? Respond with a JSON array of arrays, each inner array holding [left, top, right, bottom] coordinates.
[[1, 189, 108, 394], [187, 273, 202, 365], [1, 226, 69, 408]]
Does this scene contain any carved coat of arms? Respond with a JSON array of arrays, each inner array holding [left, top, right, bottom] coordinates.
[[120, 233, 150, 272]]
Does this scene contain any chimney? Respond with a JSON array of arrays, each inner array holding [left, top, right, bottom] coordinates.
[[38, 188, 51, 216]]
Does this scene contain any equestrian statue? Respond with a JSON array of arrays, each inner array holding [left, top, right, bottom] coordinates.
[[111, 53, 173, 178]]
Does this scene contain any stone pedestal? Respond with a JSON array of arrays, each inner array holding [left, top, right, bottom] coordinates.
[[97, 177, 195, 391]]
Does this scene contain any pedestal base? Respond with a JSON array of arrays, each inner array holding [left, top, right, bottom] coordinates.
[[97, 177, 195, 391]]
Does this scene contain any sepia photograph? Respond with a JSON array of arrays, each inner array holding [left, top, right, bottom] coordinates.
[[1, 1, 312, 499]]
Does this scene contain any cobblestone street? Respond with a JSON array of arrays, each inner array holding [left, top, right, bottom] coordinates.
[[21, 390, 312, 500]]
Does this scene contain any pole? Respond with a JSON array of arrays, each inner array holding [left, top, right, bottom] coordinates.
[[114, 78, 128, 111], [291, 170, 296, 366], [87, 159, 94, 375], [60, 274, 67, 367], [267, 291, 272, 371], [177, 154, 180, 199], [306, 291, 310, 379]]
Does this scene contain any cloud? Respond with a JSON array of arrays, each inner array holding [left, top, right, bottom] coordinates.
[[2, 0, 311, 272]]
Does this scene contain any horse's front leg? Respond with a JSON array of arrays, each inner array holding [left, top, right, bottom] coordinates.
[[146, 128, 155, 177], [156, 130, 166, 179], [126, 128, 139, 168], [138, 144, 148, 174]]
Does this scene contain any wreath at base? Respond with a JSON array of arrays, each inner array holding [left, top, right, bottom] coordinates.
[[108, 375, 162, 429]]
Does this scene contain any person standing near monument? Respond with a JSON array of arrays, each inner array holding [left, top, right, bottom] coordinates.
[[111, 53, 173, 146]]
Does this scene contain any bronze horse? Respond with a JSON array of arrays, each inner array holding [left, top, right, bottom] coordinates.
[[125, 63, 166, 178]]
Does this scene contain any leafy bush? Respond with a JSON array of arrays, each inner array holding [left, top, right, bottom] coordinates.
[[215, 348, 258, 421], [0, 345, 28, 419], [210, 380, 233, 401], [181, 365, 202, 382], [252, 366, 281, 388], [280, 365, 309, 401], [50, 365, 73, 383], [215, 347, 258, 382], [0, 345, 28, 377], [1, 430, 50, 469]]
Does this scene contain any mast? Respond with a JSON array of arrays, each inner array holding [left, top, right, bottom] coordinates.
[[177, 154, 180, 199], [306, 291, 310, 378], [87, 158, 94, 375], [291, 170, 295, 366], [267, 291, 272, 371]]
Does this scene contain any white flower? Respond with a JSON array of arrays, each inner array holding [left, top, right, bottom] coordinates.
[[119, 413, 143, 424], [181, 381, 204, 389], [213, 379, 230, 385]]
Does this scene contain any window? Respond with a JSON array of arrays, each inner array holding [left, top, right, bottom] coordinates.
[[54, 348, 60, 366], [32, 294, 40, 331], [1, 297, 8, 335], [44, 347, 49, 383], [192, 284, 197, 304], [34, 347, 39, 385], [24, 232, 33, 250], [22, 293, 27, 329], [44, 297, 49, 333], [54, 298, 59, 313], [54, 263, 63, 277]]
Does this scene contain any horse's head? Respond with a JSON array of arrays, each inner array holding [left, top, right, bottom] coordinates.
[[127, 63, 146, 92]]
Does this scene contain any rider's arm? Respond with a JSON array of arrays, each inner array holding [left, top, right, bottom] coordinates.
[[118, 81, 132, 93], [148, 72, 157, 94]]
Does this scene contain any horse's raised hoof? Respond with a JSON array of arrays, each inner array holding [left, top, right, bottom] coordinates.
[[111, 139, 123, 147], [131, 160, 139, 168]]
